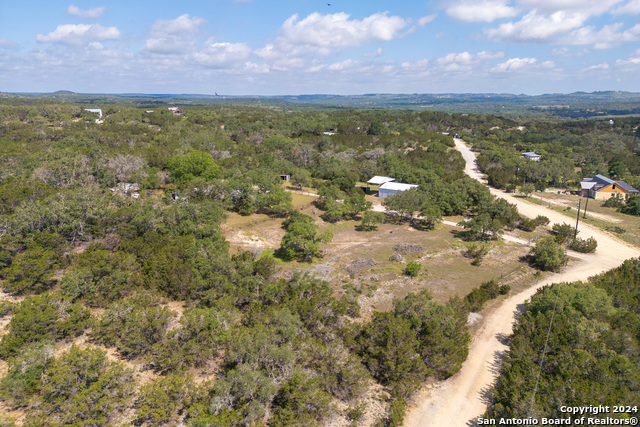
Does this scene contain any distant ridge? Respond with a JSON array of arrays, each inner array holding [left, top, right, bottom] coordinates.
[[3, 90, 640, 118]]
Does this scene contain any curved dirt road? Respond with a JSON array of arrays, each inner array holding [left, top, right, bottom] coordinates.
[[403, 139, 640, 427]]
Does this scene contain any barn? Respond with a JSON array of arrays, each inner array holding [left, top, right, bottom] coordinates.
[[378, 182, 419, 198]]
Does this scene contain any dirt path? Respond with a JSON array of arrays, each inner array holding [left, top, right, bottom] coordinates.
[[403, 139, 640, 427]]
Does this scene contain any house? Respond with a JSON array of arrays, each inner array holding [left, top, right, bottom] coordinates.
[[84, 108, 103, 118], [521, 151, 541, 161], [168, 107, 183, 116], [580, 174, 639, 200], [279, 174, 291, 181], [367, 176, 395, 186], [378, 182, 418, 198]]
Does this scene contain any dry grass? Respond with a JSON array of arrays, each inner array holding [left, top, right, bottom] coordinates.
[[222, 210, 543, 317]]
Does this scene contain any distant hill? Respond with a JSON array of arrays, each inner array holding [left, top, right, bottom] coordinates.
[[3, 90, 640, 118]]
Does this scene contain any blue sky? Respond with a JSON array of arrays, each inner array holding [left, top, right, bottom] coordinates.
[[1, 0, 639, 95]]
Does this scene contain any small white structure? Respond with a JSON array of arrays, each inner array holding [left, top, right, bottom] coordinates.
[[84, 108, 103, 118], [521, 151, 541, 161], [378, 182, 418, 198], [367, 176, 395, 186]]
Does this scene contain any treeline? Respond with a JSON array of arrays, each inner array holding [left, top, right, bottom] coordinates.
[[491, 258, 640, 421], [467, 116, 640, 192]]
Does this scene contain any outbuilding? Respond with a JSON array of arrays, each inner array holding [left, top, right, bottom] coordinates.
[[378, 182, 418, 198], [367, 176, 395, 186], [521, 151, 541, 161]]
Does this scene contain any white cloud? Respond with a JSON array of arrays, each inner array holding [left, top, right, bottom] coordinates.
[[615, 49, 640, 70], [144, 14, 206, 54], [562, 23, 640, 48], [491, 57, 556, 72], [192, 42, 251, 68], [36, 24, 120, 46], [66, 5, 106, 20], [613, 0, 640, 14], [486, 10, 587, 42], [584, 63, 610, 71], [279, 12, 411, 50], [485, 0, 637, 46], [253, 12, 424, 71], [446, 0, 519, 22]]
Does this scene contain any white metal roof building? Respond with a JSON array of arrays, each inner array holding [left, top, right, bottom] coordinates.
[[378, 182, 418, 198], [367, 176, 395, 186]]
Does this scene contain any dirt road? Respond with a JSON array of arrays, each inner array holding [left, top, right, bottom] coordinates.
[[403, 139, 640, 427]]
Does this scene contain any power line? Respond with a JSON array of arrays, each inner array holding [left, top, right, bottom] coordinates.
[[527, 271, 563, 418]]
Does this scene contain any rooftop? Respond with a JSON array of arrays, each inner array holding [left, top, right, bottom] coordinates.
[[379, 182, 419, 191], [367, 176, 396, 185]]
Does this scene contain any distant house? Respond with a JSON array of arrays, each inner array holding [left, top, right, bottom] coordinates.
[[168, 107, 183, 116], [323, 129, 337, 135], [580, 174, 639, 200], [521, 151, 541, 161], [84, 108, 103, 118], [378, 182, 418, 198], [279, 174, 291, 181], [367, 176, 395, 186]]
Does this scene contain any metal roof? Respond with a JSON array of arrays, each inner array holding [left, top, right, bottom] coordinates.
[[580, 182, 596, 190], [367, 176, 396, 185], [379, 182, 418, 191], [615, 180, 639, 193], [594, 174, 615, 185]]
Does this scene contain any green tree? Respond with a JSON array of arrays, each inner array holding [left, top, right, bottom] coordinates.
[[39, 346, 135, 426], [2, 246, 60, 295], [278, 213, 333, 261], [356, 312, 428, 397], [134, 375, 193, 426], [529, 237, 568, 271], [383, 188, 427, 223], [360, 210, 385, 231], [0, 293, 91, 359], [405, 261, 422, 277], [165, 152, 221, 184]]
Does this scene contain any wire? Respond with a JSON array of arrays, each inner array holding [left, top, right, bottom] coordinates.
[[527, 269, 563, 418]]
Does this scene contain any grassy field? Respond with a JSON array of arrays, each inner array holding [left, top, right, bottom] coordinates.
[[222, 202, 542, 318]]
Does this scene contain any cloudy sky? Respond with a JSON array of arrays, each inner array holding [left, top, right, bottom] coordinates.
[[1, 0, 639, 95]]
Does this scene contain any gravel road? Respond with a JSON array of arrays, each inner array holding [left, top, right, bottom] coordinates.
[[403, 139, 640, 427]]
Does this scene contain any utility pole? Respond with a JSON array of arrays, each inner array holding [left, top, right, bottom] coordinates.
[[574, 199, 582, 239], [583, 197, 589, 218]]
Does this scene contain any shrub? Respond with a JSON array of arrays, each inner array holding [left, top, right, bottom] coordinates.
[[134, 375, 192, 427], [0, 293, 91, 359], [499, 285, 511, 295], [2, 247, 61, 295], [603, 195, 624, 208], [465, 280, 501, 312], [39, 346, 135, 426], [552, 223, 575, 245], [0, 341, 54, 405], [405, 261, 422, 277], [529, 237, 568, 272], [569, 237, 598, 253], [93, 297, 174, 359]]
